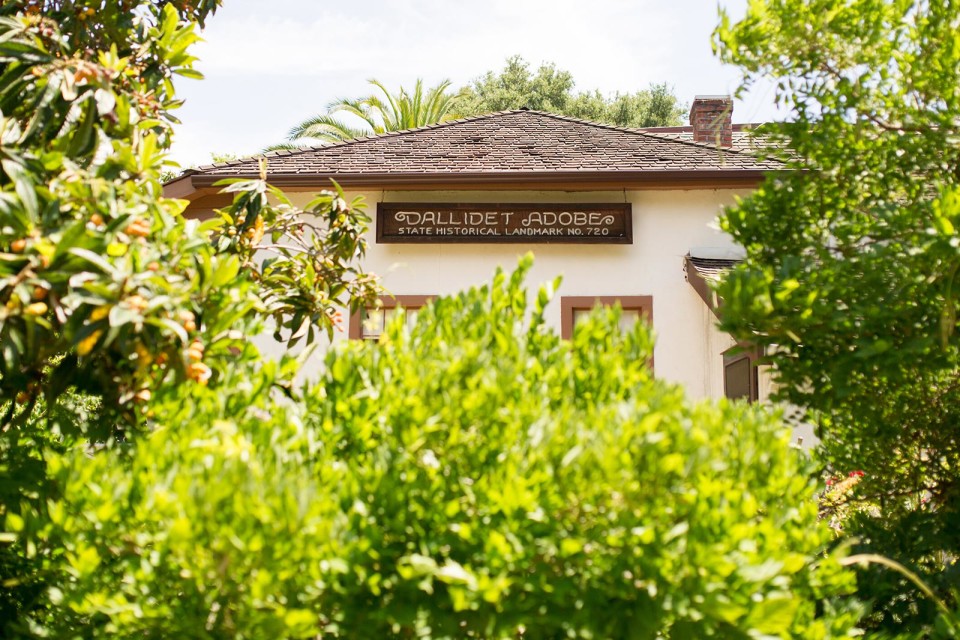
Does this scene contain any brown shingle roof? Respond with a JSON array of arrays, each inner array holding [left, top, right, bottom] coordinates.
[[185, 110, 783, 181]]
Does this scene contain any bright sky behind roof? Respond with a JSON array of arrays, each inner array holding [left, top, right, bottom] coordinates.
[[169, 0, 783, 169]]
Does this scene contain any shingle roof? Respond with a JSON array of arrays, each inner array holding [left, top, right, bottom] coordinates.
[[185, 110, 782, 180]]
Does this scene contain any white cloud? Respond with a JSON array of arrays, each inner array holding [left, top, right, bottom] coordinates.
[[196, 0, 700, 87]]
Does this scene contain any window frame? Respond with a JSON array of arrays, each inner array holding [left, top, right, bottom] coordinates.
[[559, 295, 654, 339], [347, 295, 434, 340]]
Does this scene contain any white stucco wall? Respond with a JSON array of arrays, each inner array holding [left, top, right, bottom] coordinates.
[[274, 187, 750, 401]]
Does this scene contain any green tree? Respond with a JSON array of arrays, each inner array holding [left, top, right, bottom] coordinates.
[[454, 55, 575, 114], [0, 0, 382, 425], [273, 58, 685, 151], [454, 55, 687, 128], [0, 0, 379, 433], [714, 0, 960, 634], [280, 78, 463, 147], [0, 0, 379, 626]]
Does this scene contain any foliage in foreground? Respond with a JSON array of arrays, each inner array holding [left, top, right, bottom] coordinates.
[[715, 0, 960, 634], [0, 0, 378, 434], [0, 0, 380, 627], [8, 260, 862, 638]]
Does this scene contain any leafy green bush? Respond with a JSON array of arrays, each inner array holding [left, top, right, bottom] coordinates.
[[13, 261, 862, 638]]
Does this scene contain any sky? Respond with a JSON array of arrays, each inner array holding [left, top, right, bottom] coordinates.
[[169, 0, 781, 169]]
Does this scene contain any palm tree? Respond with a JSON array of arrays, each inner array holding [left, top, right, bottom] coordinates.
[[276, 79, 463, 149]]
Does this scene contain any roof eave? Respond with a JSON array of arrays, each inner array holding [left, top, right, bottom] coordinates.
[[163, 174, 207, 200], [173, 169, 778, 197]]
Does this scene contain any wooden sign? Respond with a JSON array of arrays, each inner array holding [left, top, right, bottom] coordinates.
[[376, 203, 632, 244]]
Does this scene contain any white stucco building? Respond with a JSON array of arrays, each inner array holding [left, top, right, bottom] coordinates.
[[166, 97, 781, 402]]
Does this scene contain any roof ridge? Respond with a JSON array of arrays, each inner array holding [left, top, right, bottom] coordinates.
[[640, 122, 770, 132], [636, 127, 756, 157], [520, 110, 758, 158], [186, 110, 533, 174]]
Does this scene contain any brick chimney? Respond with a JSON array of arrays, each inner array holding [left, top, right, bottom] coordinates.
[[690, 95, 733, 147]]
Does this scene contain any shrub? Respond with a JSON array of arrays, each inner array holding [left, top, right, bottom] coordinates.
[[15, 260, 862, 638]]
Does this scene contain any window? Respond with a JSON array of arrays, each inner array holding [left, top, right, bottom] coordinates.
[[723, 347, 759, 402], [560, 296, 653, 340], [348, 295, 433, 341]]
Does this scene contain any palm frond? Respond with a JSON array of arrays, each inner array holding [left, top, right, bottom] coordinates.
[[287, 114, 368, 144], [369, 79, 402, 130], [262, 141, 308, 153], [278, 78, 461, 146]]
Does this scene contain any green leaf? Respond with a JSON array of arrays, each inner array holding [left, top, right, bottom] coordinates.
[[68, 248, 119, 277], [744, 596, 800, 635], [144, 317, 189, 344], [108, 303, 139, 327]]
